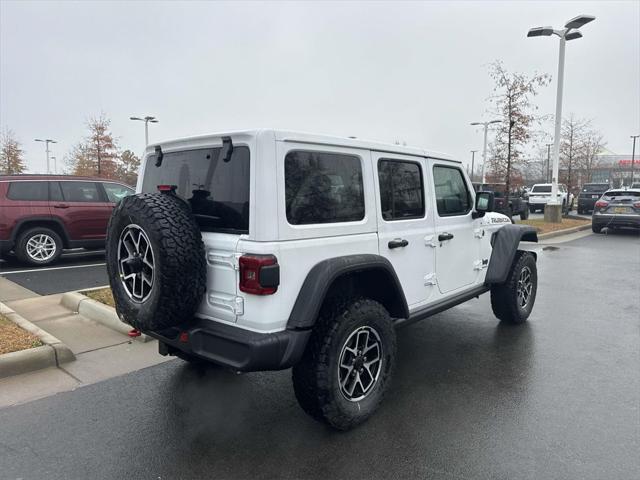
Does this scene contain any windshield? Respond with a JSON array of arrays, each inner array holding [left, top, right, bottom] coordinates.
[[142, 146, 250, 233], [582, 184, 609, 193], [532, 185, 551, 193]]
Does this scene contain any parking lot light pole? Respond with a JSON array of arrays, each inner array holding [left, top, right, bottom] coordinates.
[[34, 138, 57, 174], [528, 14, 595, 222], [470, 150, 478, 182], [50, 156, 57, 174], [546, 143, 553, 182], [631, 135, 639, 185], [130, 116, 158, 146], [471, 120, 501, 184]]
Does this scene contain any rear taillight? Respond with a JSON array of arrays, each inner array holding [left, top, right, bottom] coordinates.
[[594, 200, 608, 209], [239, 254, 279, 295]]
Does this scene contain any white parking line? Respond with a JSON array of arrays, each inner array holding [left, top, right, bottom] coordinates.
[[0, 263, 107, 275]]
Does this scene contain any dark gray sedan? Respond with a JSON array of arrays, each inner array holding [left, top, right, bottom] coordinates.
[[592, 188, 640, 233]]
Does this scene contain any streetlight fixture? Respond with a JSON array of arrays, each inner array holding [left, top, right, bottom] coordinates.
[[34, 138, 57, 174], [130, 115, 158, 146], [528, 14, 595, 222], [470, 120, 501, 184]]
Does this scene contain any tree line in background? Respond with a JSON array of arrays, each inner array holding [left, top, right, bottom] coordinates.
[[0, 114, 140, 186], [65, 114, 140, 186], [484, 60, 607, 192]]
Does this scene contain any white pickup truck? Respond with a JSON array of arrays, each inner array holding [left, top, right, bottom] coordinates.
[[528, 183, 573, 213]]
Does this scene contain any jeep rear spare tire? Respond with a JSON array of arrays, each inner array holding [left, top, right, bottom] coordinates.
[[106, 193, 207, 331]]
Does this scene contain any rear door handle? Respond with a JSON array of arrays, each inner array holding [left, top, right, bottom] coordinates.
[[438, 233, 454, 241], [388, 239, 409, 249], [53, 204, 69, 209]]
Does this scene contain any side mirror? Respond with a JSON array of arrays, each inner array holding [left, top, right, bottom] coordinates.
[[473, 191, 494, 218]]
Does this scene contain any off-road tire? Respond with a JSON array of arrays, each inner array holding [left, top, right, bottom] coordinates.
[[292, 297, 396, 430], [106, 193, 207, 331], [490, 252, 537, 324], [15, 227, 63, 266]]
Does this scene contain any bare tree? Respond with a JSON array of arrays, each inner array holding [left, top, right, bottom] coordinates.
[[0, 129, 27, 174], [486, 61, 551, 194], [559, 114, 589, 198], [579, 128, 606, 183]]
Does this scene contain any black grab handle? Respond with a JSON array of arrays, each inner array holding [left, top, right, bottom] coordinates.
[[388, 239, 409, 249], [438, 233, 454, 241]]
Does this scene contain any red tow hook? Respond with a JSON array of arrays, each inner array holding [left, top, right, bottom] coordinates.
[[128, 328, 142, 338]]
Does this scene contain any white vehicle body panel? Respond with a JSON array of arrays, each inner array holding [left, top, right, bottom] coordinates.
[[138, 129, 509, 334]]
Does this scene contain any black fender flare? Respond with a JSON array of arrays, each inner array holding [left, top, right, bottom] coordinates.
[[287, 254, 409, 329], [485, 224, 538, 285]]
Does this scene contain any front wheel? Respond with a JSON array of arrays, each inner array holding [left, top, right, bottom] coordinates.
[[490, 252, 537, 324], [520, 207, 529, 220], [292, 298, 396, 430], [529, 206, 536, 214]]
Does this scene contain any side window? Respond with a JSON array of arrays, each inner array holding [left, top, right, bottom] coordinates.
[[60, 182, 101, 202], [285, 151, 364, 225], [7, 182, 48, 201], [102, 183, 134, 203], [378, 159, 425, 220], [49, 182, 63, 201], [433, 166, 471, 216]]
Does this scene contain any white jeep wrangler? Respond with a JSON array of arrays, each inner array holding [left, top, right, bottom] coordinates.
[[106, 129, 538, 430]]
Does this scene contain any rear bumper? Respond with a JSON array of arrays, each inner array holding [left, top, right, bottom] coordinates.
[[147, 319, 312, 372], [578, 198, 598, 210], [592, 214, 640, 229]]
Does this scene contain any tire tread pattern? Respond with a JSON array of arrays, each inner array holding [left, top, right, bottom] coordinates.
[[106, 193, 207, 331]]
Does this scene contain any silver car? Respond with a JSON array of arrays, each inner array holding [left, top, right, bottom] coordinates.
[[592, 188, 640, 233]]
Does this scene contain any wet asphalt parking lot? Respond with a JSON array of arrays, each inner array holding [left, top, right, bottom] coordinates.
[[0, 230, 638, 479]]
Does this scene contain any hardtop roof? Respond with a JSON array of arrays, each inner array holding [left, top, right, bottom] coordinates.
[[146, 128, 457, 162]]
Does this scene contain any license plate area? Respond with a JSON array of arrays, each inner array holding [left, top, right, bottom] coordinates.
[[613, 207, 629, 214]]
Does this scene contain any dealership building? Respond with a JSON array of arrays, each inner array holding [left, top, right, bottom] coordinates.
[[590, 154, 639, 187]]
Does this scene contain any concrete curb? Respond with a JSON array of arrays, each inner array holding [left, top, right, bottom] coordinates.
[[60, 292, 151, 343], [538, 223, 592, 240], [0, 302, 76, 379]]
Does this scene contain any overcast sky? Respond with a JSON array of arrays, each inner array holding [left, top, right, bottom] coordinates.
[[1, 0, 638, 173]]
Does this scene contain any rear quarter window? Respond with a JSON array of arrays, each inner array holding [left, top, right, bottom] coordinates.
[[7, 182, 48, 201], [285, 150, 365, 225]]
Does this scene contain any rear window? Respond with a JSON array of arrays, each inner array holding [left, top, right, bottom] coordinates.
[[582, 184, 609, 193], [285, 151, 364, 225], [142, 146, 250, 233], [7, 182, 48, 201], [378, 159, 424, 220], [532, 185, 552, 193], [60, 181, 101, 202], [604, 190, 640, 198]]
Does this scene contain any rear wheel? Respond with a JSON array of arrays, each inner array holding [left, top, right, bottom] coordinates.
[[15, 227, 63, 266], [592, 223, 603, 233], [292, 297, 396, 430], [490, 252, 537, 324]]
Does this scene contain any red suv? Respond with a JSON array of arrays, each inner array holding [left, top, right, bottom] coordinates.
[[0, 175, 134, 266]]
